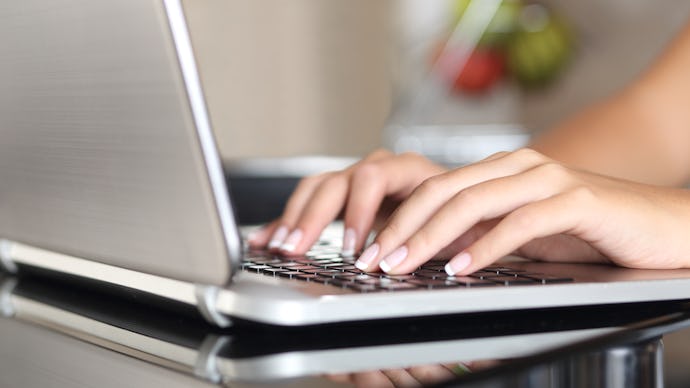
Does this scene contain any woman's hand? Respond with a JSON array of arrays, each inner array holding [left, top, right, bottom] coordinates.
[[356, 148, 690, 275], [247, 149, 447, 257]]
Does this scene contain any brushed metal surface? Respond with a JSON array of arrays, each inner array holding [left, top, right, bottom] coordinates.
[[0, 0, 239, 285]]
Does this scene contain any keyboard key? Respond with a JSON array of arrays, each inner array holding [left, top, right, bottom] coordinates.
[[385, 275, 416, 281], [487, 276, 539, 286], [277, 271, 304, 279], [250, 257, 283, 265], [295, 274, 320, 281], [262, 268, 289, 276], [313, 270, 343, 278], [531, 275, 574, 284], [333, 272, 360, 280], [451, 276, 500, 287], [320, 263, 348, 269], [246, 265, 272, 272], [345, 283, 379, 292], [407, 279, 459, 288], [380, 282, 421, 291], [468, 270, 502, 279], [420, 264, 446, 272], [413, 270, 448, 279]]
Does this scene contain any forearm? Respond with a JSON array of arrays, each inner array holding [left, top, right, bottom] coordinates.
[[530, 22, 690, 187]]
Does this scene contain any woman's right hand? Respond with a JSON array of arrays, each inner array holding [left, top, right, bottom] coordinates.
[[247, 149, 447, 259]]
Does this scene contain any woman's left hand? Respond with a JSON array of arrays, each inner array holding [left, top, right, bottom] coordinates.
[[355, 148, 690, 276]]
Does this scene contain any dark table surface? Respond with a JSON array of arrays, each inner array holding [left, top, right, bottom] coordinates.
[[3, 272, 690, 388]]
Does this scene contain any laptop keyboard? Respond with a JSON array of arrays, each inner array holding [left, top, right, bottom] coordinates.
[[242, 235, 573, 293]]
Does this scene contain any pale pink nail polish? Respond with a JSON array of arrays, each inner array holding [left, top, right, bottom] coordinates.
[[268, 226, 288, 249], [280, 229, 303, 252], [342, 228, 356, 257], [379, 246, 408, 273], [445, 252, 472, 276], [355, 243, 379, 271]]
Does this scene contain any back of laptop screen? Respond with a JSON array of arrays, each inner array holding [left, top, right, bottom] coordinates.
[[0, 0, 237, 285]]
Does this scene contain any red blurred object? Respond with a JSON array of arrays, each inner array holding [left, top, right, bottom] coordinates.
[[453, 48, 505, 93], [432, 41, 506, 94]]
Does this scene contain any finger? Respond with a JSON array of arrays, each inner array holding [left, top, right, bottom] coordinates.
[[448, 188, 593, 275], [345, 153, 445, 262], [267, 173, 330, 249], [351, 370, 396, 388], [326, 373, 353, 384], [406, 365, 456, 385], [275, 150, 394, 253], [379, 162, 569, 274], [246, 220, 280, 248], [381, 369, 422, 387], [342, 153, 420, 256], [372, 148, 548, 271], [278, 173, 350, 254]]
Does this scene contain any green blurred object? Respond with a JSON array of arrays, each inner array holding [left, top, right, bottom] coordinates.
[[452, 0, 522, 48], [506, 3, 574, 88]]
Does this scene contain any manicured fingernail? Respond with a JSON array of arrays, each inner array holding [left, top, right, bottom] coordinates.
[[342, 228, 356, 257], [268, 226, 288, 249], [355, 243, 379, 271], [379, 246, 408, 273], [445, 252, 472, 276], [280, 229, 303, 252]]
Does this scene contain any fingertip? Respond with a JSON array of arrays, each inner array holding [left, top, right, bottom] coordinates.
[[267, 225, 289, 250], [246, 223, 278, 248], [354, 243, 380, 272], [278, 227, 323, 256], [378, 246, 408, 274], [445, 252, 472, 276], [279, 228, 303, 253]]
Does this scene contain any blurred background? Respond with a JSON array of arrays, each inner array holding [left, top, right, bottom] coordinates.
[[183, 0, 690, 226], [184, 0, 690, 166]]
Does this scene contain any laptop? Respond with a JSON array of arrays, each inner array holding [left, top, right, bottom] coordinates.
[[2, 0, 690, 328]]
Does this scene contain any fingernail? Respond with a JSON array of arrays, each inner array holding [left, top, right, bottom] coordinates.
[[342, 228, 356, 257], [280, 229, 303, 252], [445, 252, 472, 276], [355, 243, 379, 271], [268, 226, 288, 249], [379, 246, 408, 273]]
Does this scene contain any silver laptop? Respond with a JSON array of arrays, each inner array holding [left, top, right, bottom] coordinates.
[[2, 0, 690, 328]]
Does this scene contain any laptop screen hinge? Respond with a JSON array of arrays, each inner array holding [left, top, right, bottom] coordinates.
[[0, 240, 18, 274], [194, 285, 232, 328]]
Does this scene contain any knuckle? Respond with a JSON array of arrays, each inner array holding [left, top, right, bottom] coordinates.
[[454, 186, 479, 206], [369, 148, 393, 158], [567, 185, 597, 203], [535, 162, 570, 181], [512, 147, 546, 163], [400, 150, 422, 159], [485, 151, 510, 160], [351, 162, 382, 183], [297, 172, 328, 190], [320, 172, 347, 189]]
